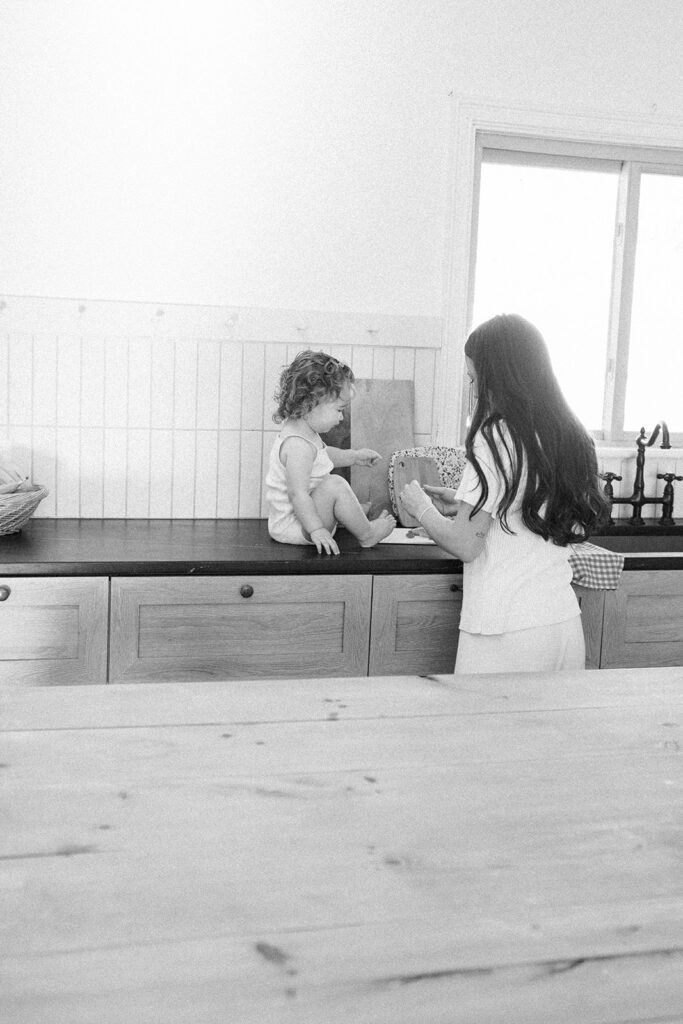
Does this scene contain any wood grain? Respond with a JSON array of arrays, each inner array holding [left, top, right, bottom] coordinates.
[[109, 575, 372, 681], [0, 577, 108, 685], [572, 584, 606, 669], [601, 569, 683, 668], [1, 669, 682, 1023], [369, 573, 463, 674], [350, 379, 415, 517], [391, 455, 442, 527]]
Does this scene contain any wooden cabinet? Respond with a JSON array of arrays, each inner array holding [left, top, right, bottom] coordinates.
[[572, 584, 605, 670], [369, 573, 463, 675], [0, 577, 108, 685], [600, 570, 683, 668], [3, 565, 680, 685], [109, 575, 372, 682]]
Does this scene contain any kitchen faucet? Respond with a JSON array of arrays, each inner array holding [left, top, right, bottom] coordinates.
[[600, 421, 682, 526]]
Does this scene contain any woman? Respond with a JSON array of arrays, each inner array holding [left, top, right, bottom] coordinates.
[[400, 313, 608, 674]]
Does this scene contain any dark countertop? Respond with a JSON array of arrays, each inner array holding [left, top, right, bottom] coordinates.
[[0, 518, 681, 577], [0, 519, 459, 576]]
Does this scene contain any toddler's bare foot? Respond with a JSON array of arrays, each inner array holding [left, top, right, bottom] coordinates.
[[359, 511, 396, 547]]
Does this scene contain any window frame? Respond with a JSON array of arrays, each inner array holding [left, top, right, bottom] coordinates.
[[437, 98, 683, 449]]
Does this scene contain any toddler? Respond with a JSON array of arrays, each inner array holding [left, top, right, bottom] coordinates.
[[266, 350, 396, 555]]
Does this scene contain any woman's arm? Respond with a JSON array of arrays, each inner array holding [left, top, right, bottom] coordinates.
[[400, 480, 491, 562]]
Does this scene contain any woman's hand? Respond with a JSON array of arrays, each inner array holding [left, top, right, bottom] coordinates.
[[400, 479, 433, 519], [309, 527, 339, 556], [353, 448, 382, 467], [423, 484, 459, 516]]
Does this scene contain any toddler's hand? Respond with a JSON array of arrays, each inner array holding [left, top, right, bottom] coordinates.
[[309, 528, 340, 556], [354, 448, 382, 467]]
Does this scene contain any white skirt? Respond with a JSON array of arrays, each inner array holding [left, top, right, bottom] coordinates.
[[455, 615, 585, 675]]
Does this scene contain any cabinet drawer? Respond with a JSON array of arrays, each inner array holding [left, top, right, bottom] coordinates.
[[0, 577, 109, 685], [601, 570, 683, 668], [369, 574, 463, 676], [110, 575, 372, 682]]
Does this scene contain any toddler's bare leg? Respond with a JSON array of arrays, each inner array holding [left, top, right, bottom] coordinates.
[[312, 476, 395, 547]]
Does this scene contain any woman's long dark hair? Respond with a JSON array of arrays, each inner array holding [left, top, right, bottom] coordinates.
[[464, 314, 609, 545]]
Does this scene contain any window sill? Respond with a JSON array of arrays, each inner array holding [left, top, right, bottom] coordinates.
[[596, 445, 683, 460]]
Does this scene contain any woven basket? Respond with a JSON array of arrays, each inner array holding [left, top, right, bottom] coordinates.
[[0, 484, 49, 535]]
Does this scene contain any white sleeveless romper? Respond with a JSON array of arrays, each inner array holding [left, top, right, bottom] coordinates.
[[265, 432, 336, 545]]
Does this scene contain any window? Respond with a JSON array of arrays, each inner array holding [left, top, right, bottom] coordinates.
[[471, 139, 683, 440], [626, 171, 683, 431]]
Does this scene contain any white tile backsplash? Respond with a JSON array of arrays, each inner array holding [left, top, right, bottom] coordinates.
[[414, 348, 437, 436], [33, 336, 58, 425], [127, 340, 153, 430], [80, 338, 106, 428], [148, 429, 173, 517], [104, 339, 129, 428], [56, 427, 81, 517], [56, 336, 82, 427], [239, 431, 264, 516], [150, 337, 175, 429], [240, 344, 265, 431], [0, 335, 9, 425], [0, 295, 449, 519], [173, 340, 198, 431], [218, 343, 243, 431], [372, 347, 394, 379], [9, 336, 33, 425], [194, 430, 220, 518], [103, 428, 128, 517], [196, 342, 221, 430], [126, 429, 151, 517], [216, 430, 241, 517], [79, 427, 105, 516], [171, 431, 197, 517]]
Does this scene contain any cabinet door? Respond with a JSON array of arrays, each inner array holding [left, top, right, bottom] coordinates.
[[109, 575, 372, 682], [0, 577, 109, 685], [571, 584, 605, 670], [369, 574, 463, 676], [601, 570, 683, 668]]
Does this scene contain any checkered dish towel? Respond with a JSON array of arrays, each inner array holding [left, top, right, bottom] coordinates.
[[568, 542, 624, 590]]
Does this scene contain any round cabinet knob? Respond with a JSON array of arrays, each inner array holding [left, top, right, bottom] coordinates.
[[0, 585, 11, 601], [239, 584, 254, 599], [450, 583, 460, 593]]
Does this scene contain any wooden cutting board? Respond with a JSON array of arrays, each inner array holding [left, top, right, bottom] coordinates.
[[392, 455, 442, 527], [350, 379, 415, 517]]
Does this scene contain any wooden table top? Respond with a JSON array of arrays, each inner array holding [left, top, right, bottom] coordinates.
[[1, 668, 682, 1024]]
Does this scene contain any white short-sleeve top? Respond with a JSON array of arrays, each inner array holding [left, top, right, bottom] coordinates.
[[454, 425, 578, 635]]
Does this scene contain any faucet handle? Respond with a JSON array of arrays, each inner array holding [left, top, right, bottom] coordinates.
[[600, 471, 622, 483], [657, 472, 683, 483]]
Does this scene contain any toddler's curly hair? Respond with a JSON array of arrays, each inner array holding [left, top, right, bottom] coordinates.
[[273, 350, 355, 423]]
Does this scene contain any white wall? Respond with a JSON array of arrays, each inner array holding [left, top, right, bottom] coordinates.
[[2, 1, 683, 518], [2, 1, 683, 316]]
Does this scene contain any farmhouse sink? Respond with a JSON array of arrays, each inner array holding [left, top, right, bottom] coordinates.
[[592, 533, 683, 554]]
